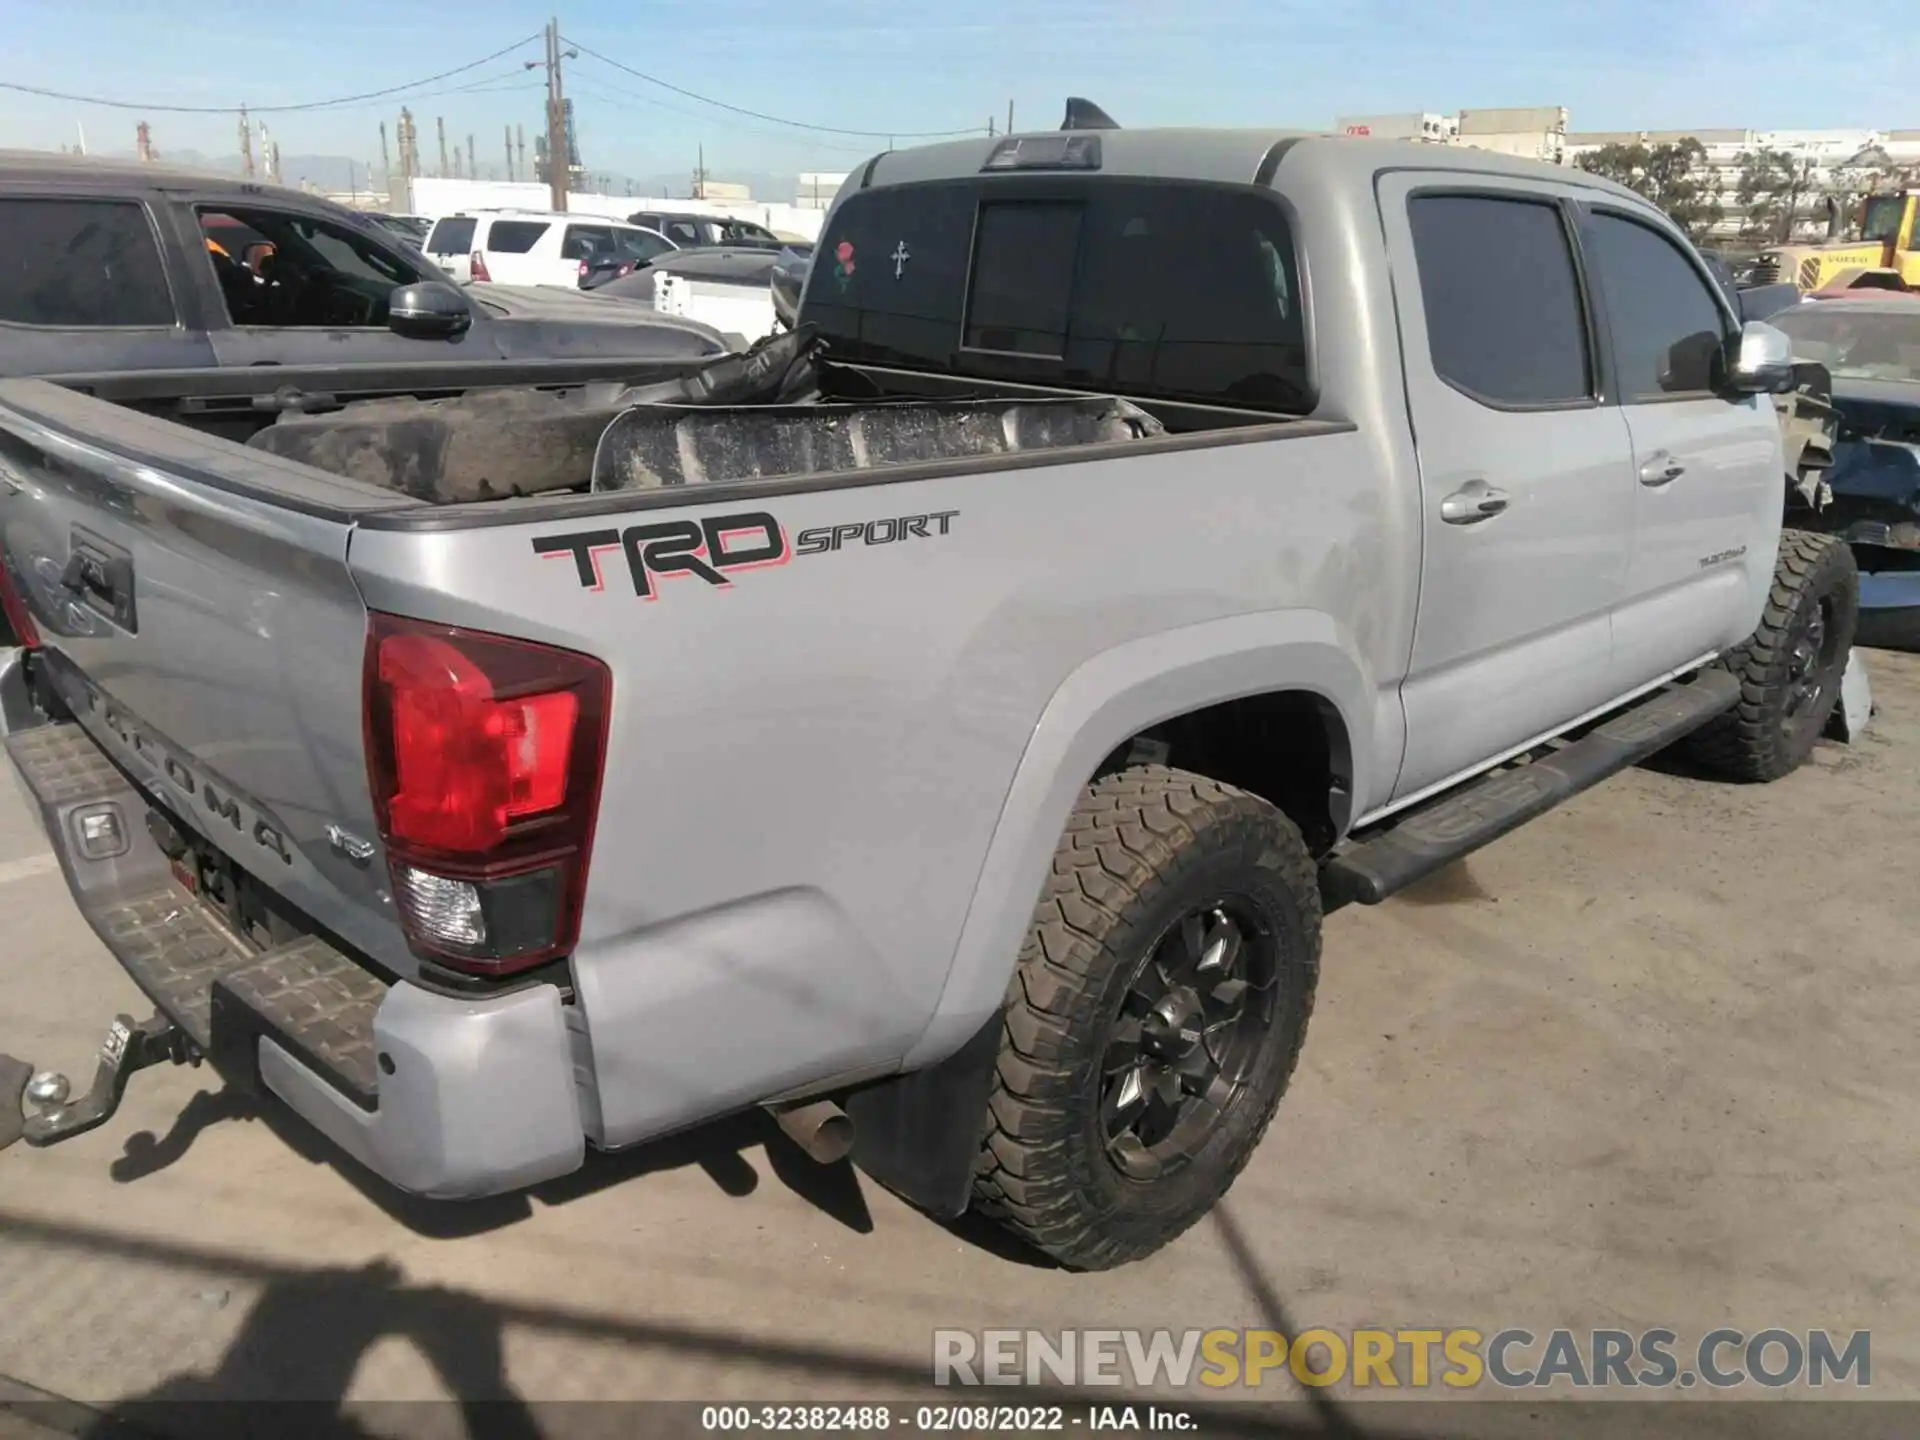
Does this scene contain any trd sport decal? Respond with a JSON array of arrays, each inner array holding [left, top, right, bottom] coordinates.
[[533, 508, 958, 601]]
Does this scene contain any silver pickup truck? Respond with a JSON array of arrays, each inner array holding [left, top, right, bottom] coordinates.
[[0, 124, 1857, 1271]]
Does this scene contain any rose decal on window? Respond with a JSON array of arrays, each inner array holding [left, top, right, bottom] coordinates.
[[833, 240, 856, 291]]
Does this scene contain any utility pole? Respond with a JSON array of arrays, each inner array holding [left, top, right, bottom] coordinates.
[[543, 18, 574, 211], [239, 105, 254, 179], [516, 124, 526, 180], [467, 134, 476, 183], [987, 116, 995, 138], [379, 122, 392, 198], [693, 143, 708, 199], [437, 116, 449, 179], [1007, 100, 1015, 135], [136, 121, 153, 163], [505, 125, 515, 181]]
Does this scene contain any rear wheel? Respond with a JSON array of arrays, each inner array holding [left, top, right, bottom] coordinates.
[[970, 766, 1321, 1270], [1685, 530, 1858, 782]]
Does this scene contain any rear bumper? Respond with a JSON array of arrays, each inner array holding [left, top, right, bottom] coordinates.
[[1, 654, 585, 1199]]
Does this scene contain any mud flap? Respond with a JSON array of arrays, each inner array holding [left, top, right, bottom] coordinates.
[[845, 1010, 1003, 1220]]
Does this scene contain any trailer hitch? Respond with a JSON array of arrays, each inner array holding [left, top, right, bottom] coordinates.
[[0, 1013, 197, 1153]]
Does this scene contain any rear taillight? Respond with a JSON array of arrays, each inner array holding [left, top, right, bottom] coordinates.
[[578, 258, 590, 280], [470, 250, 492, 282], [363, 612, 610, 977], [0, 558, 39, 650]]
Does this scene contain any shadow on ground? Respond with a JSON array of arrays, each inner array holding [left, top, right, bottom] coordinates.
[[107, 1087, 876, 1242], [0, 1200, 1869, 1440], [0, 1200, 1403, 1440]]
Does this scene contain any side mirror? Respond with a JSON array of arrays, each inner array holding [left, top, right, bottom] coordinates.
[[1727, 320, 1797, 394], [388, 280, 472, 340]]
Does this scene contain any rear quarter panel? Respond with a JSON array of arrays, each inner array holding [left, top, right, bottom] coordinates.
[[348, 426, 1400, 1146]]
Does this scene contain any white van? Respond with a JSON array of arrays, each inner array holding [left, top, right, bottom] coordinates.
[[422, 211, 676, 288]]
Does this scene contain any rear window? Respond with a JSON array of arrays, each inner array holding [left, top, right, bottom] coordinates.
[[425, 216, 476, 255], [806, 180, 1309, 413], [561, 224, 616, 260], [0, 198, 175, 328], [484, 220, 549, 254]]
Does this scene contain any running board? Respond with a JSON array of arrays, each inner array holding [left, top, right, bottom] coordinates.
[[1322, 671, 1741, 909]]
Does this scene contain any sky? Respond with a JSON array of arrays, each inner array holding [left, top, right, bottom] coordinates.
[[0, 0, 1911, 188]]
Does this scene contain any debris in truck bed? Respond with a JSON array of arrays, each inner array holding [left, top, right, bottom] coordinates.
[[245, 328, 832, 503], [591, 395, 1164, 492]]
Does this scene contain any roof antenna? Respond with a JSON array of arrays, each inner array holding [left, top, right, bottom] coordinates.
[[1061, 98, 1120, 131]]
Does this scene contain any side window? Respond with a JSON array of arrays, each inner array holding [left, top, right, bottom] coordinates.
[[561, 225, 614, 260], [1407, 194, 1591, 407], [485, 221, 549, 254], [1583, 212, 1729, 400], [664, 220, 702, 247], [197, 207, 422, 329], [0, 198, 174, 328]]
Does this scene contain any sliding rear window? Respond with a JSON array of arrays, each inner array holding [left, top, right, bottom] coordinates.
[[806, 178, 1310, 414]]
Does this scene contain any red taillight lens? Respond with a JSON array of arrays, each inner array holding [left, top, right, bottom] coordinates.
[[364, 613, 610, 976], [470, 250, 492, 282], [578, 258, 590, 280], [0, 559, 39, 650]]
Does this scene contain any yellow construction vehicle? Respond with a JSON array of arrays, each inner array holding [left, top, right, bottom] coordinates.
[[1753, 190, 1920, 293]]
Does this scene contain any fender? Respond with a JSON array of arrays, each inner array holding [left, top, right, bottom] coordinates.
[[904, 607, 1373, 1073]]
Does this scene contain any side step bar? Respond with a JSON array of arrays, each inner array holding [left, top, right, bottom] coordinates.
[[1323, 670, 1741, 909]]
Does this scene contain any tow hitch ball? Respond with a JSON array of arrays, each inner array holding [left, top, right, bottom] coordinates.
[[0, 1013, 196, 1154]]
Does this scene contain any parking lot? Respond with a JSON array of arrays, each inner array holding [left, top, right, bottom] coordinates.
[[1, 651, 1917, 1431]]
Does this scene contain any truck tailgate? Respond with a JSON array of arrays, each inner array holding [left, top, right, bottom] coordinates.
[[0, 379, 424, 975]]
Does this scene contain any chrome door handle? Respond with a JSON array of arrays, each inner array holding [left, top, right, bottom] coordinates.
[[1439, 480, 1512, 525], [1639, 453, 1686, 486]]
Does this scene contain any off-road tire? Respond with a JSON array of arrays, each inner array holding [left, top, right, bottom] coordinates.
[[970, 765, 1321, 1270], [1685, 529, 1858, 783]]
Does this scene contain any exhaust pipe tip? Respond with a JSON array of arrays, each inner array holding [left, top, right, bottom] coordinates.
[[769, 1098, 854, 1165]]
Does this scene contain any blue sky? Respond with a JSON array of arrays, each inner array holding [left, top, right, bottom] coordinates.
[[1, 0, 1911, 185]]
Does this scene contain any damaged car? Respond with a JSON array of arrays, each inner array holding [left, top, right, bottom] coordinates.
[[1773, 297, 1920, 647]]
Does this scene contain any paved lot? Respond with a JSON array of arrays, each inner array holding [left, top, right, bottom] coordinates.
[[2, 652, 1918, 1434]]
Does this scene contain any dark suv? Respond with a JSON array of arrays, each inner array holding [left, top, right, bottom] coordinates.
[[0, 151, 728, 378], [625, 210, 785, 251]]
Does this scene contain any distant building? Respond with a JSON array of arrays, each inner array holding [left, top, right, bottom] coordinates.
[[795, 172, 851, 209], [1455, 107, 1569, 165], [1334, 114, 1456, 143]]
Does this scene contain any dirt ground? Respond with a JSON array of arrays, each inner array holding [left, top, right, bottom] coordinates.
[[2, 651, 1917, 1438]]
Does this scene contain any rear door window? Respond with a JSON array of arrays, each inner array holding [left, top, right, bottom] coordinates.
[[484, 221, 549, 254], [808, 180, 1309, 412], [0, 198, 175, 328], [1407, 193, 1593, 407], [425, 216, 476, 255]]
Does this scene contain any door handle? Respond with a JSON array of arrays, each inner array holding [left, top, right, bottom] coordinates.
[[1439, 480, 1512, 525], [1639, 453, 1686, 486]]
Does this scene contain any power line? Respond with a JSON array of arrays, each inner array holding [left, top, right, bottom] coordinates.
[[0, 32, 542, 114], [562, 75, 881, 156], [560, 36, 982, 140]]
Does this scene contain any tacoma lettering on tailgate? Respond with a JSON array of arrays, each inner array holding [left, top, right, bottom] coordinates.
[[534, 508, 959, 602]]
